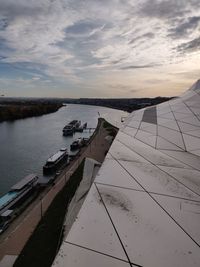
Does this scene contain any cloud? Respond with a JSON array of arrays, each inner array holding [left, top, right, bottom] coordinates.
[[64, 20, 105, 37], [169, 16, 200, 39], [0, 0, 199, 97], [129, 89, 139, 93], [171, 69, 200, 79], [104, 83, 140, 94], [139, 0, 200, 55], [32, 76, 40, 81], [139, 0, 200, 20], [121, 64, 158, 70], [0, 0, 77, 79], [129, 32, 155, 44], [0, 0, 137, 80], [177, 36, 200, 53], [0, 1, 42, 19], [139, 0, 188, 19], [0, 0, 192, 78]]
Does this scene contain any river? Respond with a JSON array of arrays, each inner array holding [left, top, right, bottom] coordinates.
[[0, 104, 127, 196]]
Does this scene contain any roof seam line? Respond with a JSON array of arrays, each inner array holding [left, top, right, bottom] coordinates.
[[168, 103, 187, 151], [64, 241, 132, 265], [110, 153, 200, 248], [94, 183, 142, 267], [95, 181, 200, 203], [182, 97, 200, 124], [116, 138, 200, 197]]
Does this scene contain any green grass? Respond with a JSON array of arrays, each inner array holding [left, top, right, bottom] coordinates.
[[14, 159, 85, 267], [102, 120, 118, 138], [103, 120, 113, 129], [107, 128, 118, 137]]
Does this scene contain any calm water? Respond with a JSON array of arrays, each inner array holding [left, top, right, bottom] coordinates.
[[0, 104, 127, 196]]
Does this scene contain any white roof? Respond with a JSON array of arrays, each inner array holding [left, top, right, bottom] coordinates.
[[47, 151, 65, 163], [11, 174, 38, 190], [53, 80, 200, 267], [60, 147, 67, 152], [1, 209, 13, 217]]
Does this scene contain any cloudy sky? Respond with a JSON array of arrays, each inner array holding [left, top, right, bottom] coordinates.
[[0, 0, 200, 98]]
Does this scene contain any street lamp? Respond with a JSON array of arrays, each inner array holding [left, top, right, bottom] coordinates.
[[40, 197, 43, 218]]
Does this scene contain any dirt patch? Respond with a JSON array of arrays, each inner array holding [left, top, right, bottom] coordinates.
[[97, 187, 133, 214]]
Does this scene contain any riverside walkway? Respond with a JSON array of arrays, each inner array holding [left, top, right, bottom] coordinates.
[[0, 118, 115, 262]]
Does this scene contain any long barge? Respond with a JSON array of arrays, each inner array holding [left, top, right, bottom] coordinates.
[[0, 174, 38, 217], [63, 120, 87, 135], [43, 147, 68, 174]]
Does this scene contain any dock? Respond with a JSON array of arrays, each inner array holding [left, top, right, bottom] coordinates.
[[84, 127, 95, 132]]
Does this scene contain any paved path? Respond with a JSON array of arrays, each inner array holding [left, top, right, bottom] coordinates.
[[0, 120, 113, 261]]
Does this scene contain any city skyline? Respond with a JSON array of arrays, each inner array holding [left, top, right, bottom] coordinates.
[[0, 0, 200, 98]]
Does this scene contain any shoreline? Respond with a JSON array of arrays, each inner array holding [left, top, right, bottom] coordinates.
[[0, 103, 63, 123], [0, 118, 118, 263]]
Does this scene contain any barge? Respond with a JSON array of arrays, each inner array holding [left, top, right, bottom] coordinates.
[[62, 124, 74, 136], [63, 120, 87, 135], [43, 147, 69, 174], [63, 120, 81, 136], [70, 137, 88, 151], [0, 174, 38, 217]]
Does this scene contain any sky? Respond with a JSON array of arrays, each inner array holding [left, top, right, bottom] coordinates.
[[0, 0, 200, 98]]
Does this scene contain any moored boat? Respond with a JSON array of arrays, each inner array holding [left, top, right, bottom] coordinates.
[[43, 147, 68, 174], [63, 125, 74, 136], [0, 174, 38, 217], [72, 120, 81, 130], [63, 120, 81, 136], [69, 149, 80, 161], [70, 138, 84, 150]]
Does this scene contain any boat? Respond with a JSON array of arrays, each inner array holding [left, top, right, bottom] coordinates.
[[43, 147, 68, 174], [71, 120, 81, 130], [0, 174, 38, 217], [63, 120, 81, 136], [69, 149, 80, 161], [70, 138, 84, 151], [63, 125, 74, 136], [82, 137, 89, 146]]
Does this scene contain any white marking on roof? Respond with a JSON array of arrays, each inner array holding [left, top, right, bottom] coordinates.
[[47, 151, 65, 163]]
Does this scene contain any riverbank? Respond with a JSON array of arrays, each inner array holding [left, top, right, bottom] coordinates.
[[0, 104, 126, 197], [0, 118, 118, 265], [0, 102, 63, 122], [61, 97, 173, 112], [0, 96, 173, 115]]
